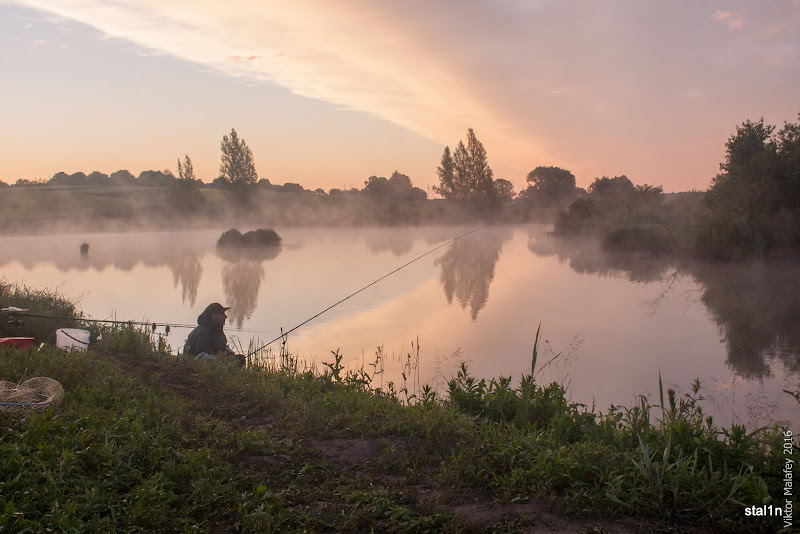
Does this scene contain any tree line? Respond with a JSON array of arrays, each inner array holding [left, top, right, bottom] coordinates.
[[3, 126, 581, 213], [546, 113, 800, 260], [1, 128, 432, 213], [429, 115, 800, 260], [5, 113, 798, 260], [431, 128, 587, 209]]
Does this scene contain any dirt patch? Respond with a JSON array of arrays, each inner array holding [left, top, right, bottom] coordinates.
[[308, 437, 408, 465], [107, 352, 279, 425], [405, 485, 650, 533], [242, 453, 285, 468]]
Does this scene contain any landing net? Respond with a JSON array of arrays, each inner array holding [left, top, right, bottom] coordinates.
[[0, 377, 64, 412]]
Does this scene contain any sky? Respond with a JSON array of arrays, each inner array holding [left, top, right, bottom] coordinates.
[[1, 1, 799, 193]]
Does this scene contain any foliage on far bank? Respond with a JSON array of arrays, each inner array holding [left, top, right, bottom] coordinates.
[[518, 166, 585, 209], [219, 128, 259, 209], [552, 111, 800, 261], [552, 176, 676, 255], [433, 129, 499, 209], [697, 114, 800, 260], [169, 154, 205, 214]]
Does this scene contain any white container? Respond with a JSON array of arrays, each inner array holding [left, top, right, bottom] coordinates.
[[56, 328, 90, 352]]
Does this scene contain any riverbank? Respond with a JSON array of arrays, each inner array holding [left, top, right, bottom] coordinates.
[[1, 284, 795, 532]]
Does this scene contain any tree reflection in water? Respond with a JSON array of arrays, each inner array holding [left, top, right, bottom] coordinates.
[[527, 231, 671, 283], [694, 262, 800, 380], [215, 235, 282, 329], [168, 253, 202, 306], [436, 227, 512, 320], [221, 260, 265, 329], [527, 228, 800, 380], [365, 231, 415, 256]]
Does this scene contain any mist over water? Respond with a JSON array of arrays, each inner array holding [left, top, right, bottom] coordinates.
[[2, 225, 798, 429]]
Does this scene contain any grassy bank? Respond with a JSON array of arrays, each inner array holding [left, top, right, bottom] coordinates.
[[1, 283, 796, 532]]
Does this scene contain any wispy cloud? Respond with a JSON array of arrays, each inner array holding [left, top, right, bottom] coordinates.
[[712, 10, 744, 29], [12, 0, 546, 174], [6, 1, 800, 189], [33, 38, 46, 45]]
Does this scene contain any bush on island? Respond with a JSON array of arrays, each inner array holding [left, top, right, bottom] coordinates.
[[216, 228, 282, 262]]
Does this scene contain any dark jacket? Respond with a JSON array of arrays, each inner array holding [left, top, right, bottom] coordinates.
[[184, 308, 231, 357]]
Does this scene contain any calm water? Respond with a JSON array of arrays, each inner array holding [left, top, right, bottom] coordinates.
[[2, 225, 798, 429]]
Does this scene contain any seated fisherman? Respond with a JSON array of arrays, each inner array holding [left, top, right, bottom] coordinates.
[[184, 302, 245, 366]]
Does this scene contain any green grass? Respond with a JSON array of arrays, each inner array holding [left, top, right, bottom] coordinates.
[[1, 285, 796, 532]]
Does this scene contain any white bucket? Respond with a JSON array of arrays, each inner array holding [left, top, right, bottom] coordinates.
[[56, 328, 90, 352]]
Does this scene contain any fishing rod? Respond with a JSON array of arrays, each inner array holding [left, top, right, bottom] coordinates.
[[0, 310, 271, 334], [246, 224, 494, 357], [0, 309, 190, 332]]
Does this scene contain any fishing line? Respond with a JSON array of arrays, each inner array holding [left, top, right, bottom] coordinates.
[[247, 224, 493, 357]]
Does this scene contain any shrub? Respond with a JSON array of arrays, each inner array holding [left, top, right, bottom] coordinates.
[[553, 197, 600, 235], [216, 228, 282, 261]]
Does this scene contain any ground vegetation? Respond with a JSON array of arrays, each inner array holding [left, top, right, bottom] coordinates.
[[0, 282, 794, 533]]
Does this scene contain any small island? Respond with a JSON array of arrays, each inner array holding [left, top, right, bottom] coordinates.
[[216, 228, 282, 262]]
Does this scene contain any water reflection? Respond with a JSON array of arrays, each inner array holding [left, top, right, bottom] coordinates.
[[527, 228, 800, 379], [214, 239, 282, 328], [216, 245, 281, 262], [221, 260, 265, 328], [365, 232, 414, 256], [693, 262, 800, 379], [0, 233, 210, 273], [169, 253, 202, 306], [527, 231, 671, 283], [364, 227, 455, 257], [436, 227, 512, 320]]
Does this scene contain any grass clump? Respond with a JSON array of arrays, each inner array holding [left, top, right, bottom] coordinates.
[[442, 366, 791, 532], [0, 280, 82, 343]]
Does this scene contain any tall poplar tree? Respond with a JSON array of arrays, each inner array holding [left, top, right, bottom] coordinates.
[[170, 154, 203, 212], [220, 128, 258, 208], [465, 128, 496, 204], [433, 146, 456, 199], [433, 128, 497, 206]]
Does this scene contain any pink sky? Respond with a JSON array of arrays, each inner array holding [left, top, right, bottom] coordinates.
[[1, 1, 799, 193]]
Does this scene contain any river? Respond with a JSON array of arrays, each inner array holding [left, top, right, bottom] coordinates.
[[2, 224, 798, 429]]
